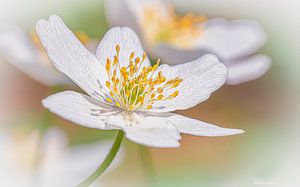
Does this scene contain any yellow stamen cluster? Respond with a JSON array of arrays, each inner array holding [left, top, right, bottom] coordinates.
[[142, 7, 207, 48], [104, 45, 182, 111]]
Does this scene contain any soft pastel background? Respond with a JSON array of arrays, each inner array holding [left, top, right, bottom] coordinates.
[[0, 0, 298, 186]]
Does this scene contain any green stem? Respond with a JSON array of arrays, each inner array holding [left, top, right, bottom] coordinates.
[[77, 130, 124, 187]]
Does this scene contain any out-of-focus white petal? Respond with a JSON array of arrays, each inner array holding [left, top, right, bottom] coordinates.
[[42, 91, 121, 130], [105, 0, 172, 28], [146, 54, 227, 112], [36, 15, 108, 99], [198, 19, 267, 60], [0, 24, 69, 86], [107, 112, 181, 148], [165, 113, 244, 136], [226, 54, 271, 85], [105, 0, 138, 30], [126, 0, 173, 24], [95, 27, 150, 67]]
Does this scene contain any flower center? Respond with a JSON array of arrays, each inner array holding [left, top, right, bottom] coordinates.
[[104, 45, 182, 111], [142, 7, 207, 48]]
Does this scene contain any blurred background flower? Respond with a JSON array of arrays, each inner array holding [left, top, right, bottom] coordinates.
[[0, 24, 98, 86], [0, 0, 298, 186], [106, 0, 271, 85], [0, 128, 124, 187]]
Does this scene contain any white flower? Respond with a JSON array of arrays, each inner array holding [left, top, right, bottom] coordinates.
[[0, 128, 123, 187], [36, 15, 243, 148], [105, 0, 271, 85], [0, 24, 96, 86]]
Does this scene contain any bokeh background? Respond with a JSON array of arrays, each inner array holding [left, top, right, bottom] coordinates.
[[0, 0, 299, 186]]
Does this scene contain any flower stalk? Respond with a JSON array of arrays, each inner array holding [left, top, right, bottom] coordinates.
[[78, 130, 124, 187]]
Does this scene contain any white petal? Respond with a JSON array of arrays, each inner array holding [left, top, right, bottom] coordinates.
[[36, 15, 108, 99], [95, 27, 150, 67], [107, 112, 181, 148], [42, 91, 121, 130], [147, 54, 227, 112], [198, 19, 267, 60], [165, 113, 244, 136], [226, 54, 271, 85], [0, 24, 69, 86]]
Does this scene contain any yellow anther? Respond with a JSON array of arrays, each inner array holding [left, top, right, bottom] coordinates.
[[170, 91, 179, 98], [106, 81, 111, 88], [135, 57, 141, 64], [146, 105, 153, 109], [110, 91, 114, 97], [157, 94, 164, 100], [160, 77, 166, 83], [106, 98, 113, 103], [172, 80, 181, 88], [130, 52, 135, 61], [106, 58, 111, 72], [158, 71, 162, 77], [151, 93, 156, 99], [116, 45, 120, 53], [113, 87, 118, 92], [116, 102, 121, 107], [121, 67, 127, 74]]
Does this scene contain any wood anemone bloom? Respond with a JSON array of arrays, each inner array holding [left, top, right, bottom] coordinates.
[[37, 15, 243, 148], [105, 0, 271, 85]]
